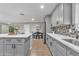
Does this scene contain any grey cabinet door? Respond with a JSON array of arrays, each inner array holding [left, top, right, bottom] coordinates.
[[14, 39, 25, 56], [4, 39, 14, 56], [0, 39, 4, 56], [53, 41, 66, 56], [24, 39, 30, 56], [49, 38, 53, 52], [47, 36, 51, 48], [66, 47, 79, 56], [5, 44, 14, 56], [15, 44, 25, 56], [51, 38, 55, 55], [0, 44, 4, 56]]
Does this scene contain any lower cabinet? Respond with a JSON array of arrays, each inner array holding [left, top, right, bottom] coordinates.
[[0, 44, 4, 56], [46, 35, 79, 56], [24, 38, 30, 56], [15, 44, 25, 56], [46, 35, 66, 56], [0, 38, 30, 56], [66, 47, 79, 56], [53, 41, 66, 56], [0, 39, 4, 56], [5, 44, 14, 56]]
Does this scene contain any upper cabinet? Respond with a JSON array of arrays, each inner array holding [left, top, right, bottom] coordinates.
[[63, 3, 72, 24], [51, 3, 73, 27], [51, 4, 63, 27]]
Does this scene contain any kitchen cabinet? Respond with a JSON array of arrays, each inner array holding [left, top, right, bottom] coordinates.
[[47, 33, 79, 56], [46, 35, 55, 55], [46, 35, 67, 56], [0, 34, 31, 56], [0, 39, 4, 56], [53, 40, 66, 56], [4, 38, 29, 56], [0, 38, 30, 56], [24, 37, 30, 56], [5, 44, 14, 56], [49, 37, 53, 53], [46, 35, 52, 48], [48, 37, 51, 48], [4, 39, 25, 56], [15, 44, 25, 56], [51, 38, 56, 55], [0, 45, 4, 55], [66, 47, 79, 56], [46, 35, 49, 47], [4, 39, 15, 56]]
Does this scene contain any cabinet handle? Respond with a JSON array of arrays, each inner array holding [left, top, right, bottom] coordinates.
[[12, 44, 14, 48], [50, 42, 52, 46], [14, 44, 16, 48], [47, 38, 48, 40], [12, 44, 16, 48]]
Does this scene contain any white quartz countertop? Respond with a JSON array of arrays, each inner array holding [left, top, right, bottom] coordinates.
[[0, 33, 31, 38], [47, 33, 79, 53]]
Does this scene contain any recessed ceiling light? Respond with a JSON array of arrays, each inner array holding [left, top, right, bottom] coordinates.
[[8, 22, 10, 25], [32, 18, 35, 21], [40, 5, 44, 9]]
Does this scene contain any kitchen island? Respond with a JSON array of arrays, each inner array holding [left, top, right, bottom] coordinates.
[[0, 33, 31, 56], [46, 33, 79, 56]]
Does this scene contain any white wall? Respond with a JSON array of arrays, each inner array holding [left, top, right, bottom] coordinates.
[[0, 22, 44, 34], [24, 24, 30, 34], [30, 23, 44, 33], [1, 24, 8, 33]]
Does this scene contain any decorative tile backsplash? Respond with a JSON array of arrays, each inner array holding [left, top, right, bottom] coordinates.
[[51, 24, 74, 33]]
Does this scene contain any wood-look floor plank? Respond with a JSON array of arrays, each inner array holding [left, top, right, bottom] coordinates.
[[30, 39, 51, 56]]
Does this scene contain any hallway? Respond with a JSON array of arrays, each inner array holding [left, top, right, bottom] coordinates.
[[30, 39, 51, 56]]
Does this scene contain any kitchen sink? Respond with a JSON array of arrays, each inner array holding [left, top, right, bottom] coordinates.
[[63, 39, 79, 46], [63, 39, 74, 43]]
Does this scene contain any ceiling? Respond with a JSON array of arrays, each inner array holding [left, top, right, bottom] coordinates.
[[0, 3, 58, 23]]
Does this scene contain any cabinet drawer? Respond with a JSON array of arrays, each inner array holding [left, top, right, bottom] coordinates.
[[5, 39, 25, 44]]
